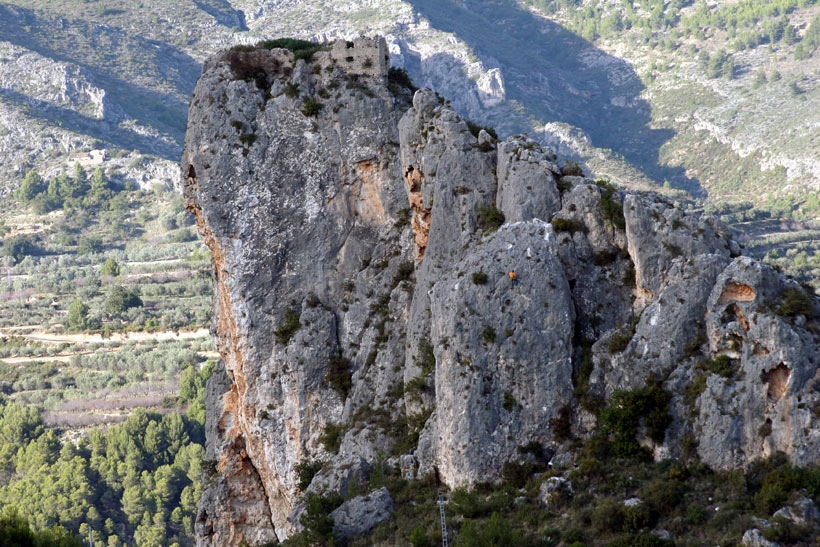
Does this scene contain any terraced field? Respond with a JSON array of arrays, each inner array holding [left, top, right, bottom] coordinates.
[[0, 180, 215, 431]]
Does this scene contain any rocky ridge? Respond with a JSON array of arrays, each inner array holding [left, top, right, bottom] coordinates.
[[183, 38, 820, 545]]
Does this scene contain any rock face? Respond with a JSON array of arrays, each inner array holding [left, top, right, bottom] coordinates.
[[328, 487, 394, 538], [539, 476, 572, 507], [183, 38, 820, 545], [742, 528, 779, 547], [696, 258, 820, 469]]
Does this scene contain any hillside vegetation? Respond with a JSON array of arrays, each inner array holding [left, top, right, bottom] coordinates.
[[0, 160, 214, 543]]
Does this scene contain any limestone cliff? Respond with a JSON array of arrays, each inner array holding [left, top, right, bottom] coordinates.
[[182, 37, 820, 545]]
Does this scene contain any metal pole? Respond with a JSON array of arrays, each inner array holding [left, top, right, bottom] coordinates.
[[438, 493, 448, 547]]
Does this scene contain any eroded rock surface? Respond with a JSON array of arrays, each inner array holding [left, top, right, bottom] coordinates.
[[329, 487, 394, 539], [695, 258, 820, 469], [183, 37, 820, 545]]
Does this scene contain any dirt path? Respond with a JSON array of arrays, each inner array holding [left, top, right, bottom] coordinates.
[[22, 327, 210, 345], [124, 258, 186, 268], [3, 353, 85, 365]]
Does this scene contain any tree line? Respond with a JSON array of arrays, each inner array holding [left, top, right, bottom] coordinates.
[[0, 362, 213, 546]]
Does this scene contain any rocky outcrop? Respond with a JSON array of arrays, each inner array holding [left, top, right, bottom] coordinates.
[[183, 38, 820, 545], [329, 487, 394, 538], [742, 528, 779, 547], [773, 494, 820, 527], [539, 476, 573, 507], [425, 219, 574, 485], [695, 258, 820, 469]]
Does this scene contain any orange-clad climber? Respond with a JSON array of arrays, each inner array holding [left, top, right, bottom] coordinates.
[[509, 271, 516, 283]]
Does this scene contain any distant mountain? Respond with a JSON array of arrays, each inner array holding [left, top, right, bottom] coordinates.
[[0, 0, 818, 278]]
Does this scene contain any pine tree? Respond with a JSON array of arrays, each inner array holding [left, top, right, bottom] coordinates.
[[67, 299, 89, 331], [15, 171, 46, 202]]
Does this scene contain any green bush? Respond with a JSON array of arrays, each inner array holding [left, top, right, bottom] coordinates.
[[275, 308, 301, 345], [556, 177, 574, 193], [77, 236, 104, 255], [777, 287, 814, 319], [160, 212, 178, 230], [503, 391, 517, 411], [298, 494, 341, 545], [223, 50, 269, 87], [301, 98, 323, 117], [415, 340, 436, 375], [409, 526, 433, 547], [325, 351, 353, 401], [15, 171, 46, 203], [388, 409, 432, 456], [482, 327, 496, 344], [393, 260, 415, 287], [238, 133, 257, 147], [171, 228, 197, 243], [683, 373, 707, 409], [105, 285, 142, 316], [67, 299, 89, 331], [573, 344, 602, 413], [598, 180, 626, 230], [3, 236, 37, 264], [501, 462, 541, 489], [562, 161, 583, 176], [472, 271, 488, 285], [404, 375, 428, 402], [465, 120, 498, 140], [550, 405, 573, 441], [100, 258, 120, 277], [596, 382, 672, 458], [450, 488, 485, 519], [608, 325, 634, 353], [639, 478, 686, 515], [0, 509, 83, 546], [295, 460, 323, 492], [284, 82, 300, 98], [388, 67, 418, 92], [551, 217, 575, 232], [257, 38, 326, 62], [622, 502, 652, 531], [454, 512, 529, 547], [608, 534, 674, 547], [762, 515, 811, 543], [755, 465, 803, 514], [700, 355, 738, 378], [319, 423, 344, 454], [394, 208, 411, 229], [476, 205, 505, 233], [591, 498, 624, 533], [685, 502, 708, 525]]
